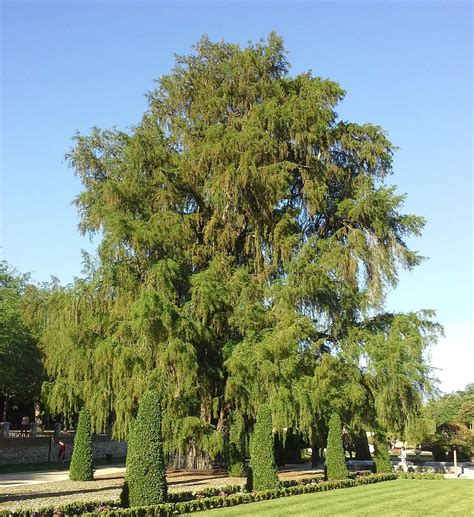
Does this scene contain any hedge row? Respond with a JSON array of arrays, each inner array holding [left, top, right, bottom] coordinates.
[[81, 474, 397, 517], [0, 500, 119, 517], [397, 472, 445, 480], [0, 485, 247, 517], [168, 484, 244, 502], [0, 474, 399, 517]]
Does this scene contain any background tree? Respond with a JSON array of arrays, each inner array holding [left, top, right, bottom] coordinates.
[[125, 391, 167, 507], [414, 384, 474, 461], [24, 34, 441, 461], [325, 413, 349, 480], [248, 405, 279, 491], [69, 408, 94, 481], [0, 261, 43, 423]]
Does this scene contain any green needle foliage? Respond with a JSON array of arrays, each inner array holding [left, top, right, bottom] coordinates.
[[125, 391, 167, 507], [325, 413, 349, 481], [249, 405, 279, 491], [373, 433, 393, 473], [0, 261, 43, 422], [227, 410, 246, 477], [69, 408, 94, 481], [23, 33, 442, 459]]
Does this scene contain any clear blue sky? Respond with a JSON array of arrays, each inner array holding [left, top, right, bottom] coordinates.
[[1, 1, 472, 393]]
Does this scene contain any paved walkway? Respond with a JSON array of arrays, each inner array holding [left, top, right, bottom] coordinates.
[[0, 464, 126, 488]]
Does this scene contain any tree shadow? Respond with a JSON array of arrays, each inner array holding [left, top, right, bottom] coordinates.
[[0, 484, 119, 504]]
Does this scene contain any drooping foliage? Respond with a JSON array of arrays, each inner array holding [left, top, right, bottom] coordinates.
[[23, 34, 441, 457], [248, 405, 279, 491], [69, 408, 94, 481], [227, 409, 246, 476], [125, 391, 167, 507], [0, 261, 43, 422], [325, 413, 349, 480]]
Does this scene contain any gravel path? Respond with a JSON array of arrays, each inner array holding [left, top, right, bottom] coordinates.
[[0, 471, 243, 511], [0, 466, 323, 511]]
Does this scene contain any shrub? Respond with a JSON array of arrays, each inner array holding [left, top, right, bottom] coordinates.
[[69, 408, 94, 481], [248, 405, 280, 491], [77, 473, 397, 516], [325, 413, 349, 480], [0, 474, 398, 517], [167, 484, 244, 502], [373, 433, 393, 473], [124, 390, 167, 507], [398, 472, 444, 480]]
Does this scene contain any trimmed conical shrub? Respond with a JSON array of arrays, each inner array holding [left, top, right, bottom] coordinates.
[[124, 391, 167, 507], [248, 405, 279, 491], [373, 433, 393, 473], [69, 408, 94, 481], [325, 413, 349, 480]]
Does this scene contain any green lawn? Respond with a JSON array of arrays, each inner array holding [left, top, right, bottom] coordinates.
[[197, 480, 474, 516]]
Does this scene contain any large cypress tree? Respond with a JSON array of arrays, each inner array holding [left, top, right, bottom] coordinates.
[[69, 408, 94, 481], [125, 391, 167, 507], [248, 405, 279, 491], [325, 413, 349, 481], [24, 34, 441, 457]]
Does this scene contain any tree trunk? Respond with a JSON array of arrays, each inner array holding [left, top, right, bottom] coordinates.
[[354, 429, 371, 460], [2, 394, 9, 423], [217, 401, 230, 433], [311, 426, 325, 467], [34, 401, 43, 431]]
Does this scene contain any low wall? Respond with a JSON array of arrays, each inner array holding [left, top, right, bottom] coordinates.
[[0, 435, 127, 465], [400, 461, 474, 474]]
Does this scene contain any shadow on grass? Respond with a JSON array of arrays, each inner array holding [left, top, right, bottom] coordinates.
[[0, 484, 119, 504]]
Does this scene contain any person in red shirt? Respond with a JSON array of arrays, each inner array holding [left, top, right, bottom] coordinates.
[[58, 440, 66, 469]]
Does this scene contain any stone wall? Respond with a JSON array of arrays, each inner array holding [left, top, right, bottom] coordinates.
[[0, 435, 127, 465]]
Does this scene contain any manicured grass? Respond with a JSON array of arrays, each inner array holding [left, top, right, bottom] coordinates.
[[198, 480, 474, 516]]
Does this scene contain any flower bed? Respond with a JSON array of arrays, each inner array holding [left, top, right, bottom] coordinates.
[[0, 474, 399, 517]]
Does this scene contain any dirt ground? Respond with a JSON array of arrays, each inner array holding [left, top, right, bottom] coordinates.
[[0, 465, 324, 511]]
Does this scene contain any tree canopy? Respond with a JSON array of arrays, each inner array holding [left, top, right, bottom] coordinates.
[[410, 384, 474, 460], [23, 34, 441, 456], [0, 261, 43, 422]]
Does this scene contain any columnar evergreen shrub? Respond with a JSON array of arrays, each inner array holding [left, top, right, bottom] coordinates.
[[373, 434, 393, 473], [248, 405, 279, 491], [227, 410, 246, 476], [325, 413, 349, 480], [124, 391, 167, 507], [69, 408, 94, 481]]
